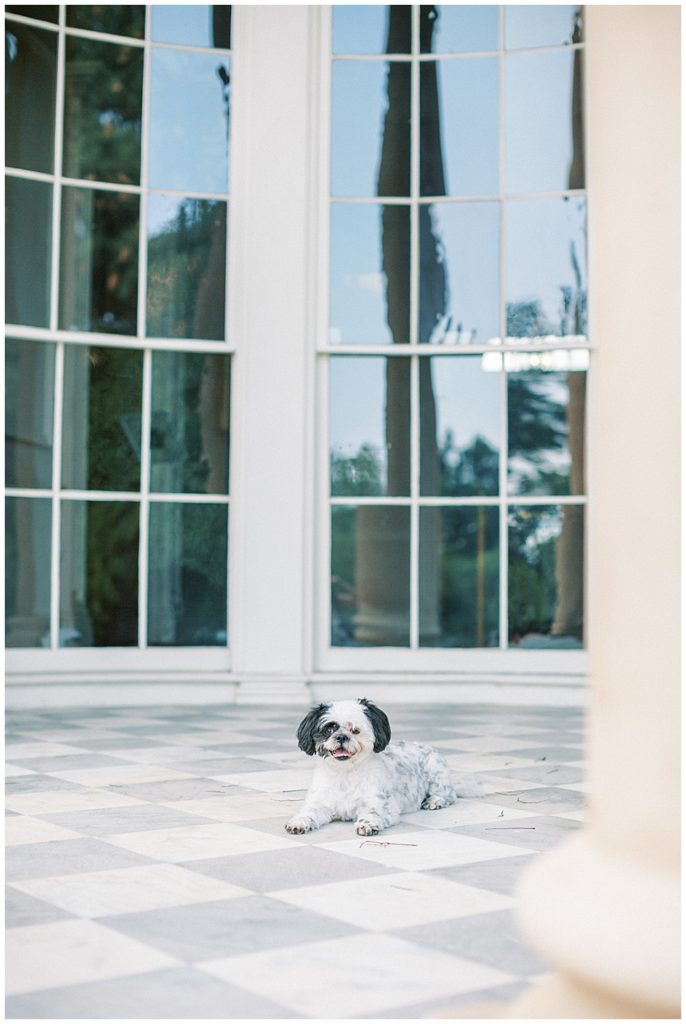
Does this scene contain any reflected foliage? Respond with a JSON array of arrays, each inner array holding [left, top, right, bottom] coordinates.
[[66, 6, 146, 38], [5, 22, 57, 173], [331, 444, 383, 497], [438, 433, 499, 497], [64, 37, 143, 185], [147, 199, 227, 341]]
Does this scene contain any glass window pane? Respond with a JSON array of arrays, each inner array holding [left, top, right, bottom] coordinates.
[[505, 197, 587, 339], [150, 352, 230, 495], [331, 505, 410, 646], [333, 6, 410, 55], [332, 60, 410, 198], [5, 176, 52, 328], [419, 506, 499, 647], [5, 497, 52, 648], [420, 201, 499, 345], [330, 203, 410, 344], [148, 502, 228, 646], [330, 356, 410, 497], [505, 5, 583, 50], [66, 6, 146, 38], [421, 58, 499, 197], [61, 346, 143, 492], [505, 49, 585, 194], [421, 356, 500, 496], [421, 5, 499, 54], [5, 339, 54, 489], [146, 196, 227, 340], [5, 22, 57, 173], [508, 504, 584, 648], [59, 186, 139, 335], [151, 6, 231, 49], [7, 7, 59, 23], [508, 363, 586, 496], [63, 37, 143, 185], [60, 500, 139, 647], [148, 49, 230, 194]]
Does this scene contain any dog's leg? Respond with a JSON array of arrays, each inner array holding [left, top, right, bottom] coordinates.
[[354, 800, 401, 836], [421, 748, 459, 810], [285, 801, 333, 834]]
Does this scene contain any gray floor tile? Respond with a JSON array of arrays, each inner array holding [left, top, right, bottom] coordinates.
[[5, 838, 155, 882], [175, 756, 281, 775], [6, 885, 75, 928], [397, 909, 547, 977], [8, 754, 131, 772], [184, 843, 400, 892], [427, 853, 537, 896], [448, 815, 582, 852], [105, 777, 253, 802], [367, 979, 530, 1018], [38, 803, 219, 837], [102, 894, 360, 962], [481, 786, 586, 814], [62, 735, 170, 750], [5, 775, 86, 796], [4, 966, 298, 1019], [481, 764, 584, 785]]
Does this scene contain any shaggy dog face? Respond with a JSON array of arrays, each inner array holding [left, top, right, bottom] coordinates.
[[296, 698, 391, 765]]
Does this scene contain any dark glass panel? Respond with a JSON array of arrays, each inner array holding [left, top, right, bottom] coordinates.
[[7, 7, 59, 22], [61, 346, 143, 492], [330, 203, 410, 344], [508, 504, 584, 648], [5, 22, 57, 173], [59, 186, 139, 334], [5, 497, 52, 648], [5, 176, 52, 328], [147, 196, 227, 340], [421, 5, 499, 53], [5, 339, 55, 489], [508, 364, 586, 496], [420, 356, 500, 497], [505, 49, 585, 194], [330, 356, 410, 497], [419, 201, 499, 345], [505, 197, 587, 339], [151, 6, 231, 48], [148, 502, 228, 646], [419, 506, 499, 647], [66, 6, 146, 38], [421, 57, 499, 197], [63, 37, 143, 185], [332, 60, 410, 197], [331, 504, 410, 646], [505, 5, 583, 50], [148, 49, 230, 194], [150, 352, 230, 495], [332, 5, 410, 54], [60, 500, 139, 646]]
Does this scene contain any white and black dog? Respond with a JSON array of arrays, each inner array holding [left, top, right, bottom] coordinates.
[[285, 698, 468, 836]]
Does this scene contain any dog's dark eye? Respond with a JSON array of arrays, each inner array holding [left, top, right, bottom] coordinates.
[[324, 722, 337, 734], [351, 727, 360, 735]]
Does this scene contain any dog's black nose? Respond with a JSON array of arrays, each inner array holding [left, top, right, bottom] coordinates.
[[334, 733, 348, 745]]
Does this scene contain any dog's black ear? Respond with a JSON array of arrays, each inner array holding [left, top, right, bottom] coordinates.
[[359, 698, 391, 752], [296, 703, 328, 756]]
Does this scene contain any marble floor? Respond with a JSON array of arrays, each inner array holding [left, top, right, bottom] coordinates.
[[5, 701, 585, 1019]]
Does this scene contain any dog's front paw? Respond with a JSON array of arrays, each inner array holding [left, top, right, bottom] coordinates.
[[422, 795, 449, 810], [285, 817, 314, 834], [355, 819, 380, 836]]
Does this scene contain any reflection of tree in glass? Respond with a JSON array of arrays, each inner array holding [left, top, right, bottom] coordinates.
[[508, 368, 569, 494], [330, 443, 383, 497], [85, 502, 139, 646], [147, 200, 226, 340], [79, 347, 142, 492], [67, 6, 146, 39], [439, 432, 499, 497], [508, 507, 559, 643], [64, 37, 143, 184]]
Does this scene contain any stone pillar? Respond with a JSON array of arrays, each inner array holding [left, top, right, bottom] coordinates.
[[508, 6, 680, 1018]]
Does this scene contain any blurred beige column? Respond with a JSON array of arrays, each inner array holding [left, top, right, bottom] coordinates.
[[508, 7, 680, 1018]]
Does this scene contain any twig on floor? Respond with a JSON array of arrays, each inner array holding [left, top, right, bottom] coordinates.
[[485, 826, 536, 830], [359, 840, 419, 848]]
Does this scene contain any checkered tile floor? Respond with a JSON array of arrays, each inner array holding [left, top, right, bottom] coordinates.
[[5, 702, 585, 1019]]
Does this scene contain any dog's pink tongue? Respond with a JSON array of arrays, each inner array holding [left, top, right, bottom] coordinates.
[[332, 748, 350, 759]]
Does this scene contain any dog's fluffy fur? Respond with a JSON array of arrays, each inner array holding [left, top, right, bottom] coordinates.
[[285, 698, 465, 836]]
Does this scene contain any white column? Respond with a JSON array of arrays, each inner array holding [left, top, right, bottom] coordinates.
[[508, 6, 680, 1017], [229, 7, 318, 699]]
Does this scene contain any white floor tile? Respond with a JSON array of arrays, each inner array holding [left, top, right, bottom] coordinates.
[[111, 746, 224, 765], [6, 919, 179, 995], [10, 863, 252, 917], [5, 742, 91, 760], [200, 933, 517, 1017], [5, 765, 38, 777], [445, 754, 535, 772], [162, 792, 299, 822], [403, 799, 534, 829], [104, 821, 299, 862], [269, 870, 514, 931], [479, 776, 548, 794], [5, 788, 147, 816], [321, 829, 531, 871], [44, 765, 197, 786], [5, 816, 83, 846], [212, 767, 314, 793]]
